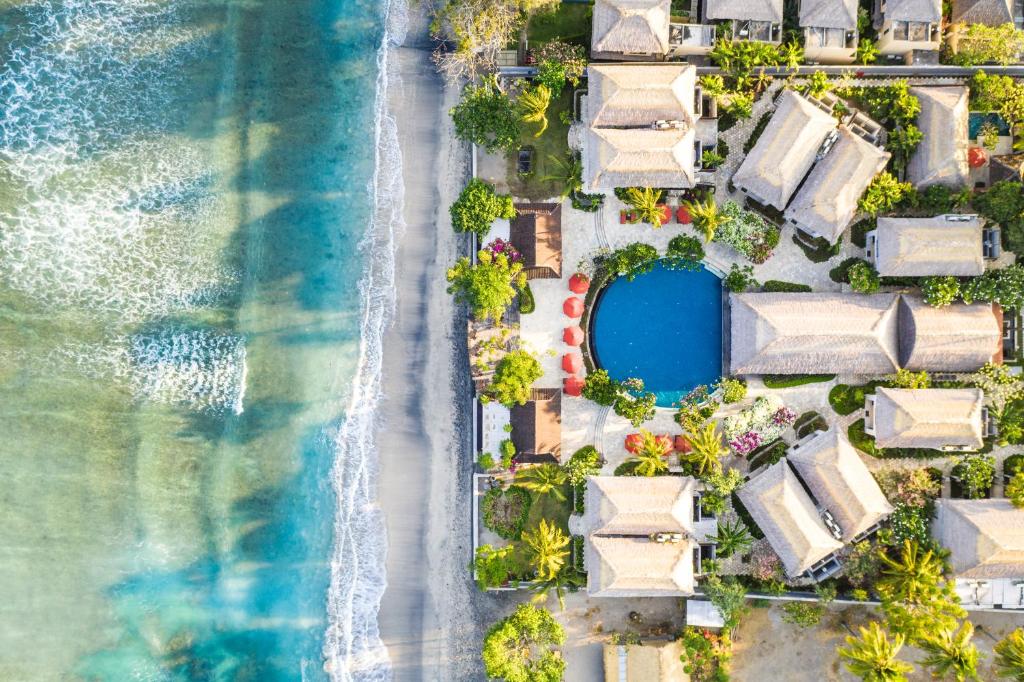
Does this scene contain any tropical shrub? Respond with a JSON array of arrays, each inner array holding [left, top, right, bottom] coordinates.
[[829, 382, 878, 415], [887, 503, 931, 545], [582, 369, 619, 406], [947, 23, 1024, 66], [782, 601, 825, 628], [698, 468, 743, 516], [922, 276, 961, 307], [679, 627, 733, 682], [518, 282, 536, 314], [847, 261, 880, 293], [858, 172, 912, 215], [1007, 471, 1024, 508], [702, 575, 749, 629], [951, 455, 995, 499], [842, 81, 920, 127], [450, 74, 522, 152], [975, 180, 1024, 255], [601, 242, 660, 280], [534, 40, 586, 92], [614, 385, 658, 427], [521, 518, 571, 581], [886, 369, 930, 390], [478, 452, 496, 470], [994, 628, 1024, 679], [488, 350, 543, 407], [481, 604, 566, 682], [716, 377, 747, 404], [519, 84, 552, 137], [686, 196, 724, 243], [762, 280, 812, 293], [701, 150, 726, 169], [842, 540, 881, 588], [838, 622, 914, 682], [446, 249, 526, 320], [482, 486, 532, 539], [961, 264, 1024, 309], [723, 263, 759, 292], [723, 395, 795, 454], [749, 543, 782, 582], [473, 544, 516, 589], [714, 201, 781, 263], [666, 234, 705, 269], [680, 421, 727, 477], [514, 464, 568, 501], [875, 467, 940, 509], [710, 516, 753, 558], [564, 445, 601, 487], [970, 71, 1024, 125], [451, 178, 515, 238]]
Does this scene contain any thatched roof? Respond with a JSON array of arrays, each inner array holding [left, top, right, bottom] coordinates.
[[603, 641, 688, 682], [799, 0, 859, 28], [907, 87, 970, 189], [510, 204, 562, 280], [933, 499, 1024, 579], [951, 0, 1013, 24], [788, 431, 894, 541], [874, 215, 985, 277], [784, 127, 890, 243], [733, 90, 838, 210], [897, 296, 1000, 372], [729, 293, 901, 375], [582, 475, 697, 536], [592, 0, 671, 55], [587, 536, 696, 596], [885, 0, 943, 21], [738, 461, 843, 577], [991, 153, 1024, 185], [706, 0, 784, 22], [873, 387, 985, 450], [583, 126, 696, 191], [510, 389, 562, 459], [588, 64, 698, 128]]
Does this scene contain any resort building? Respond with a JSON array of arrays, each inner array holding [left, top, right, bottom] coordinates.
[[579, 475, 716, 597], [800, 0, 859, 63], [729, 293, 1002, 376], [906, 87, 970, 189], [509, 203, 562, 280], [583, 64, 709, 192], [867, 215, 994, 277], [591, 0, 672, 60], [732, 90, 838, 210], [603, 640, 687, 681], [874, 0, 942, 58], [865, 388, 987, 451], [783, 126, 890, 243], [787, 430, 894, 542], [933, 499, 1024, 609], [703, 0, 784, 42], [509, 388, 562, 463], [950, 0, 1022, 27]]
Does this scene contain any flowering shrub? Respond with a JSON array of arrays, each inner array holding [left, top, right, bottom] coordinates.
[[750, 544, 782, 582], [679, 627, 732, 682], [724, 396, 795, 454], [772, 406, 797, 426], [888, 503, 930, 545], [484, 238, 521, 263], [715, 201, 781, 264], [875, 468, 939, 509], [728, 431, 762, 456]]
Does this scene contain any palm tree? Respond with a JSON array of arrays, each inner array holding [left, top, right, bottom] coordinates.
[[838, 622, 914, 682], [623, 187, 664, 226], [919, 622, 980, 682], [876, 540, 944, 604], [541, 153, 583, 200], [628, 429, 670, 477], [994, 628, 1024, 679], [514, 463, 567, 501], [519, 84, 552, 137], [710, 516, 753, 558], [521, 518, 570, 581], [683, 196, 723, 243], [529, 568, 585, 610], [681, 421, 726, 476]]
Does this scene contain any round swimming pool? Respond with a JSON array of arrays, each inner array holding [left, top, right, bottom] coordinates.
[[590, 260, 723, 407]]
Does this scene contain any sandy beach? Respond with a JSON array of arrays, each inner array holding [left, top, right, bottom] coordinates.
[[376, 7, 508, 680]]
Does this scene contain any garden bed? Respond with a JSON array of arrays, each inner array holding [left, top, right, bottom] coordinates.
[[794, 411, 828, 439], [792, 233, 841, 263], [747, 439, 788, 471], [763, 374, 834, 389], [730, 492, 765, 539], [828, 382, 879, 415], [525, 3, 592, 47], [504, 88, 573, 200], [847, 419, 877, 457], [483, 486, 532, 540]]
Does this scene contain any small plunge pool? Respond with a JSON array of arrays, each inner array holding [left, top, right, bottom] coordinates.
[[590, 260, 723, 408]]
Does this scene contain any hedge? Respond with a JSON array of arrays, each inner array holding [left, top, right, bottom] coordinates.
[[793, 233, 841, 263], [762, 280, 813, 293], [763, 374, 835, 389], [847, 419, 878, 457], [518, 282, 536, 314], [829, 382, 879, 415]]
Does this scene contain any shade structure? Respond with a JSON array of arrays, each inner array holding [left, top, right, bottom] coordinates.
[[563, 296, 584, 317], [676, 205, 691, 224], [654, 434, 673, 454], [968, 146, 987, 168], [569, 273, 591, 294], [625, 433, 645, 453], [563, 376, 585, 396], [674, 435, 692, 453], [658, 204, 672, 225], [562, 353, 583, 374], [563, 325, 585, 345]]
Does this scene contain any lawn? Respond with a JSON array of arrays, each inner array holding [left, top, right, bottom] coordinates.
[[526, 3, 593, 48], [505, 87, 573, 201], [762, 374, 835, 389], [510, 483, 573, 576]]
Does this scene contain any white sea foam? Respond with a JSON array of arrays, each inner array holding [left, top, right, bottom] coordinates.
[[322, 0, 408, 679]]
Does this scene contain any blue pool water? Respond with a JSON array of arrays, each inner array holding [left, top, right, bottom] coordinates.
[[969, 112, 1011, 139], [591, 261, 723, 407]]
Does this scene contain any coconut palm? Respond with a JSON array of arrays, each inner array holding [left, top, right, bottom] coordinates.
[[514, 463, 567, 501], [709, 516, 753, 558], [995, 628, 1024, 679], [623, 187, 664, 226], [519, 84, 552, 137], [681, 420, 726, 476], [541, 153, 583, 199], [627, 429, 670, 477], [919, 622, 980, 682], [876, 540, 944, 604], [838, 622, 914, 682], [683, 196, 723, 243], [529, 567, 585, 610], [521, 518, 570, 581]]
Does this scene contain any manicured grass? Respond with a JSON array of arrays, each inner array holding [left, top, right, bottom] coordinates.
[[763, 374, 835, 389], [505, 88, 572, 201], [526, 3, 593, 47], [847, 419, 878, 457], [829, 382, 879, 416]]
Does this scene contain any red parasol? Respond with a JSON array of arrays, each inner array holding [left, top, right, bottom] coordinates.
[[562, 353, 583, 374], [563, 296, 584, 318], [968, 146, 987, 168], [563, 376, 585, 396], [569, 273, 590, 294], [563, 325, 585, 346]]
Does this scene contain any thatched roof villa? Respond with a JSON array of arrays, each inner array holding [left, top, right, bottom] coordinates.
[[866, 387, 986, 450], [869, 215, 986, 277], [783, 126, 890, 243], [933, 499, 1024, 579], [583, 64, 699, 192], [509, 203, 562, 280], [799, 0, 859, 63], [583, 475, 697, 535], [906, 86, 970, 189], [591, 0, 671, 60], [950, 0, 1017, 26], [732, 90, 837, 210], [603, 640, 687, 681], [703, 0, 784, 41], [729, 292, 1001, 376]]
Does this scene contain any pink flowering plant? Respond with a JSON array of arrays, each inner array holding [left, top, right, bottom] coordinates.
[[484, 238, 521, 263], [772, 406, 797, 426], [728, 431, 762, 455], [723, 395, 794, 454]]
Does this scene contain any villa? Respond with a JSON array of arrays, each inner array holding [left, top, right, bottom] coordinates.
[[800, 0, 859, 63], [578, 475, 717, 597], [865, 388, 988, 451], [783, 125, 890, 243], [591, 0, 672, 61], [933, 499, 1024, 609], [950, 0, 1023, 27], [867, 214, 995, 277], [510, 388, 562, 463], [874, 0, 942, 59], [729, 293, 1001, 376], [603, 640, 686, 681], [583, 64, 714, 192], [906, 86, 970, 189], [703, 0, 784, 42], [733, 90, 838, 211], [510, 203, 562, 280]]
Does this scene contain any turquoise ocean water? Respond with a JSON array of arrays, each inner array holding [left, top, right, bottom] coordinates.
[[0, 0, 400, 679]]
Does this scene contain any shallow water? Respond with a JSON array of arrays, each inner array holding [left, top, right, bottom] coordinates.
[[0, 0, 391, 679]]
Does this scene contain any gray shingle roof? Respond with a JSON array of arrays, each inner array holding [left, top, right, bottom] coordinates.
[[799, 0, 859, 28], [934, 499, 1024, 579], [592, 0, 671, 55], [706, 0, 784, 21], [907, 87, 970, 189]]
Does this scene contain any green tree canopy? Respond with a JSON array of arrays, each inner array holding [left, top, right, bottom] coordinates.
[[482, 603, 566, 682], [473, 544, 516, 590], [622, 187, 665, 227], [702, 575, 749, 629], [446, 249, 526, 321], [918, 622, 980, 682], [521, 518, 570, 581], [514, 463, 568, 500], [838, 622, 914, 682], [994, 628, 1024, 679], [922, 276, 961, 307], [450, 75, 522, 152], [949, 23, 1024, 66], [488, 349, 543, 407], [450, 178, 515, 238], [519, 83, 552, 138], [858, 172, 912, 216]]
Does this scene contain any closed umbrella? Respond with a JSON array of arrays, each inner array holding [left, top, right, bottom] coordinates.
[[562, 353, 582, 374], [563, 325, 584, 346], [563, 296, 584, 318]]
